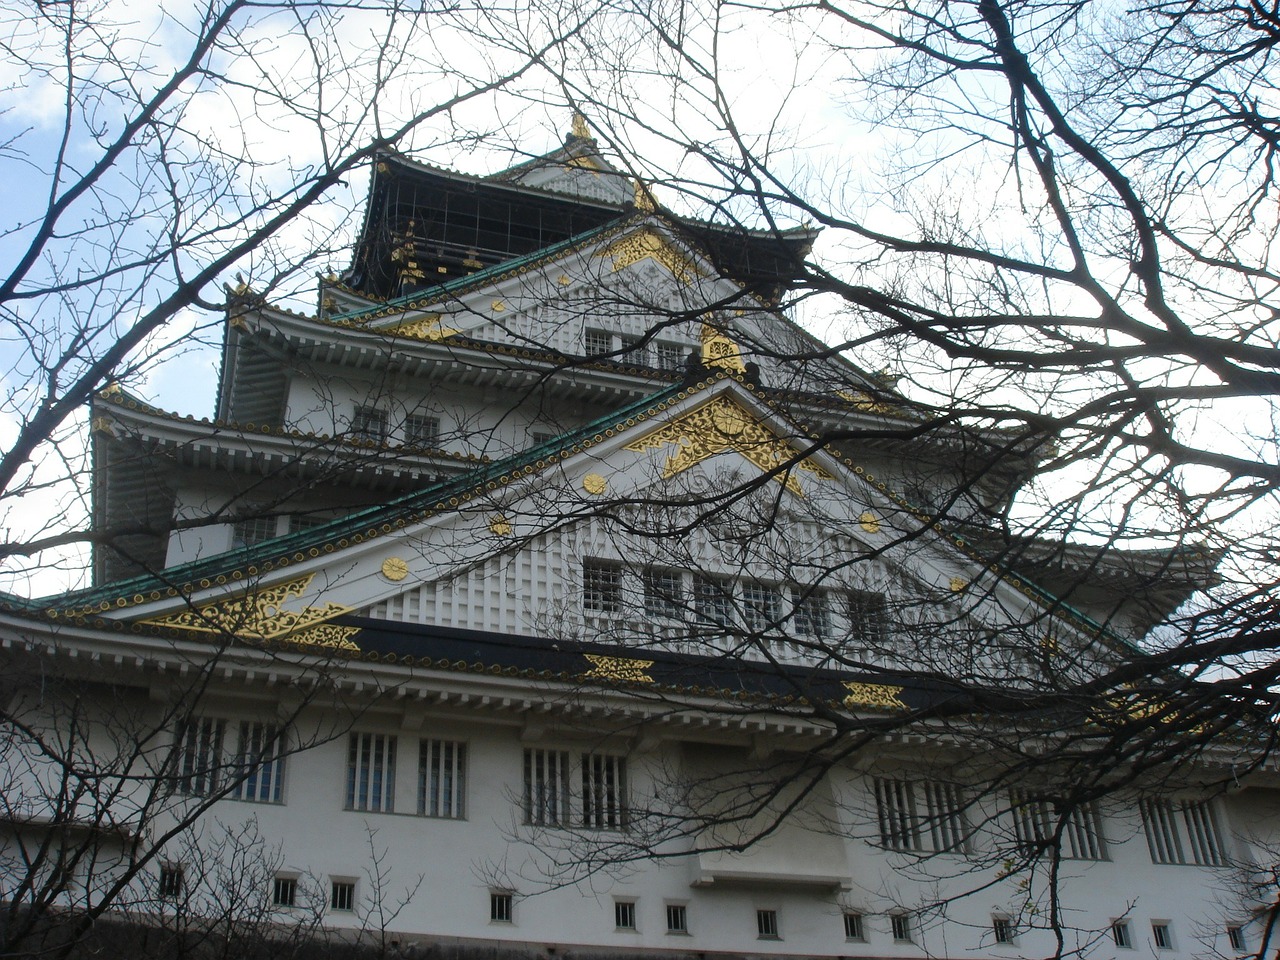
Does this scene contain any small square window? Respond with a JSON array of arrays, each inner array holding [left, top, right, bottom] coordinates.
[[654, 342, 685, 372], [615, 900, 636, 930], [272, 876, 297, 908], [757, 908, 779, 939], [1152, 922, 1172, 950], [666, 903, 688, 934], [158, 865, 184, 900], [583, 561, 623, 614], [1112, 921, 1132, 948], [1227, 925, 1246, 951], [643, 568, 685, 619], [584, 329, 612, 356], [232, 514, 277, 548], [330, 880, 355, 912], [490, 891, 513, 923], [843, 912, 864, 940], [892, 913, 913, 942], [404, 414, 440, 447], [993, 916, 1015, 944], [351, 405, 389, 442]]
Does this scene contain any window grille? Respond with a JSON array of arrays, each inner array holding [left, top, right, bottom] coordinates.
[[582, 561, 623, 614], [620, 335, 648, 365], [843, 912, 864, 940], [743, 581, 782, 631], [1112, 921, 1132, 948], [158, 866, 184, 900], [345, 733, 396, 812], [693, 575, 733, 627], [582, 753, 627, 829], [1010, 792, 1106, 860], [231, 515, 277, 548], [230, 721, 285, 803], [642, 568, 684, 618], [792, 588, 831, 638], [993, 917, 1015, 944], [404, 414, 440, 446], [849, 591, 889, 647], [351, 405, 388, 442], [892, 914, 913, 942], [272, 876, 297, 908], [757, 909, 779, 938], [1140, 798, 1226, 865], [523, 748, 571, 826], [1152, 923, 1172, 949], [1227, 925, 1245, 950], [584, 329, 612, 355], [875, 778, 969, 852], [330, 880, 355, 911], [654, 342, 685, 372], [666, 903, 688, 933], [176, 717, 226, 796], [490, 892, 513, 922], [418, 739, 466, 818], [615, 900, 637, 929]]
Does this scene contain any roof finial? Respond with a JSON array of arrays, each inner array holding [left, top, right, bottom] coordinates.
[[633, 178, 656, 212], [570, 111, 591, 141]]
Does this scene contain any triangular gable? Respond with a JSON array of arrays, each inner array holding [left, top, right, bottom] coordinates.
[[490, 117, 634, 205], [56, 373, 1119, 676]]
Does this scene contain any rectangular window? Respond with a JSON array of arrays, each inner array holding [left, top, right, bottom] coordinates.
[[582, 753, 627, 829], [849, 591, 889, 647], [875, 779, 968, 852], [1009, 792, 1106, 860], [993, 917, 1015, 944], [1227, 925, 1245, 951], [892, 914, 913, 942], [176, 717, 226, 796], [615, 900, 637, 930], [272, 876, 297, 908], [1152, 922, 1172, 949], [345, 733, 396, 813], [584, 329, 612, 356], [330, 880, 355, 912], [158, 866, 184, 900], [666, 903, 688, 933], [523, 748, 571, 826], [530, 430, 557, 446], [404, 414, 441, 446], [1140, 798, 1226, 865], [351, 405, 389, 442], [654, 342, 685, 372], [230, 721, 285, 803], [231, 515, 277, 549], [418, 739, 466, 818], [642, 568, 685, 619], [490, 891, 513, 923], [843, 912, 864, 940], [743, 581, 782, 632], [693, 575, 734, 627], [583, 561, 623, 615], [620, 335, 648, 365], [288, 513, 329, 534], [792, 587, 831, 638], [1112, 921, 1132, 948], [757, 908, 779, 939]]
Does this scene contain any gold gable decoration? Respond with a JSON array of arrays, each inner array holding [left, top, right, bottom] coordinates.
[[582, 654, 655, 684], [594, 228, 703, 283], [143, 574, 359, 651], [622, 395, 833, 496], [842, 681, 907, 712], [700, 322, 746, 373]]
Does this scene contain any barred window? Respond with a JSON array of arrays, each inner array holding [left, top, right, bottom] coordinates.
[[523, 748, 571, 826], [743, 581, 782, 632], [584, 329, 612, 355], [1141, 798, 1227, 866], [615, 899, 637, 930], [849, 591, 889, 646], [620, 335, 648, 365], [351, 405, 388, 442], [582, 753, 628, 829], [843, 912, 864, 940], [757, 909, 779, 939], [792, 587, 831, 638], [345, 733, 396, 813], [158, 865, 184, 900], [892, 914, 913, 942], [654, 342, 685, 372], [418, 738, 466, 818], [1112, 921, 1132, 948], [666, 903, 688, 933], [642, 568, 685, 619], [272, 876, 297, 908], [1009, 792, 1106, 860], [693, 575, 734, 627], [404, 414, 440, 446], [490, 891, 513, 922], [875, 778, 969, 852], [330, 880, 355, 912], [176, 717, 226, 796], [583, 561, 623, 614], [231, 515, 277, 549], [993, 917, 1015, 944], [230, 721, 286, 803]]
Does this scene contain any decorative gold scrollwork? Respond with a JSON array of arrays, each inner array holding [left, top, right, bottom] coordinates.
[[842, 681, 907, 712], [595, 228, 703, 283], [583, 654, 655, 684], [388, 314, 458, 341], [143, 574, 354, 645], [623, 395, 832, 496]]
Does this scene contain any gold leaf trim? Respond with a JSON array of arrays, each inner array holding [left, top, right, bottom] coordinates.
[[842, 681, 906, 712], [583, 654, 655, 684], [143, 574, 351, 641], [859, 512, 881, 534], [594, 228, 703, 283], [622, 395, 832, 496], [701, 322, 745, 373], [582, 473, 607, 496], [388, 314, 459, 341], [288, 624, 362, 651]]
